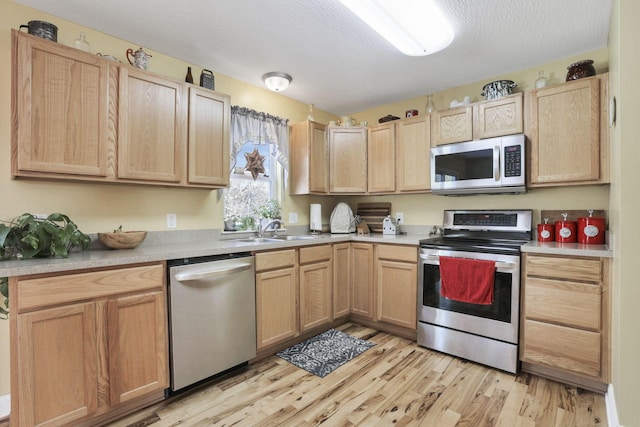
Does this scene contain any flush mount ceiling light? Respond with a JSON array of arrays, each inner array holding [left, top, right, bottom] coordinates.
[[262, 72, 292, 92], [338, 0, 454, 56]]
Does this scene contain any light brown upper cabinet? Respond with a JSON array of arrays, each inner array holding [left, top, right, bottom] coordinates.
[[290, 120, 329, 194], [432, 93, 523, 145], [12, 29, 231, 189], [187, 86, 230, 186], [367, 122, 396, 193], [367, 115, 431, 194], [118, 67, 187, 183], [526, 74, 609, 186], [329, 126, 368, 193], [12, 30, 110, 178], [395, 114, 431, 192]]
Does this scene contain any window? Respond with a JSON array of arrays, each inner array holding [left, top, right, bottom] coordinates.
[[224, 107, 288, 231]]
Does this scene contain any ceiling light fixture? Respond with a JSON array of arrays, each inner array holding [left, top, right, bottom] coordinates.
[[262, 72, 292, 92], [338, 0, 454, 56]]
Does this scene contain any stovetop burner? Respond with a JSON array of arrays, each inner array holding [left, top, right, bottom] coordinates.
[[420, 209, 533, 255]]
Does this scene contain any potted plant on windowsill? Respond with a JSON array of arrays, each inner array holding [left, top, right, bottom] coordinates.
[[0, 213, 91, 319], [256, 200, 282, 231]]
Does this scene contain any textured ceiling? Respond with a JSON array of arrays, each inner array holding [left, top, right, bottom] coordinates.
[[14, 0, 612, 115]]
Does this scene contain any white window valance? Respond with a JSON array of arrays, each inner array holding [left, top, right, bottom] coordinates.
[[230, 106, 289, 172]]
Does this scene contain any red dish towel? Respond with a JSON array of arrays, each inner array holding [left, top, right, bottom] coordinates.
[[439, 256, 496, 305]]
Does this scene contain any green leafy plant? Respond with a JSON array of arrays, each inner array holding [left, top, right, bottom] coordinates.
[[0, 213, 91, 318], [0, 277, 7, 320], [256, 199, 281, 219]]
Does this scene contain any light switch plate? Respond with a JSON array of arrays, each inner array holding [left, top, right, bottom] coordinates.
[[289, 212, 298, 223]]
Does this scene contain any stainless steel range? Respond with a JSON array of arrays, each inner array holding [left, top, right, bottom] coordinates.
[[417, 209, 532, 373]]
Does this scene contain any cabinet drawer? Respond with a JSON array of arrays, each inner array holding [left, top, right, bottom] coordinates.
[[299, 245, 332, 264], [522, 319, 601, 378], [17, 263, 164, 312], [376, 244, 417, 263], [525, 277, 601, 330], [526, 255, 603, 282], [255, 249, 297, 272]]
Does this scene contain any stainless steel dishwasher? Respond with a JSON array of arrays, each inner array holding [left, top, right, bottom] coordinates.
[[167, 253, 256, 393]]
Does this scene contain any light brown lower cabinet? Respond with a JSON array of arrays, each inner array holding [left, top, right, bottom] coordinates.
[[375, 244, 418, 330], [520, 253, 610, 391], [255, 249, 299, 350], [299, 245, 333, 332], [351, 242, 375, 319], [332, 242, 351, 318], [10, 262, 168, 427]]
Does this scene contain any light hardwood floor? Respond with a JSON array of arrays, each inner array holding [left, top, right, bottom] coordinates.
[[113, 323, 607, 427]]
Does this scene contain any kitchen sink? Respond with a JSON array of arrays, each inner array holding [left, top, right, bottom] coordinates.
[[273, 235, 323, 241], [230, 237, 282, 243], [229, 235, 324, 243]]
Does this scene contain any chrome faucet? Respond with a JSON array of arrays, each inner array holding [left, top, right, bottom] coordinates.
[[257, 218, 285, 237]]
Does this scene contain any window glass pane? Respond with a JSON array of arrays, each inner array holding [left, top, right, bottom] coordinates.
[[224, 143, 277, 231]]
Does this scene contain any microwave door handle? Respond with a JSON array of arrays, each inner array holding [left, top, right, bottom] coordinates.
[[494, 145, 500, 181]]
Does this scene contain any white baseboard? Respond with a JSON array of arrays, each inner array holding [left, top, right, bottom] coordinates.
[[0, 394, 9, 419], [606, 384, 621, 427]]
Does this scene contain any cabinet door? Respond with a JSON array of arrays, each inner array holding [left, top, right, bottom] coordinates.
[[16, 302, 97, 427], [13, 30, 110, 177], [309, 121, 329, 193], [528, 77, 602, 185], [476, 93, 523, 139], [367, 123, 395, 193], [396, 115, 431, 192], [432, 106, 473, 145], [256, 267, 298, 349], [290, 120, 328, 194], [187, 87, 230, 186], [118, 67, 186, 182], [351, 243, 374, 319], [108, 291, 168, 406], [299, 260, 332, 331], [329, 127, 367, 193], [333, 243, 351, 318], [376, 247, 417, 330]]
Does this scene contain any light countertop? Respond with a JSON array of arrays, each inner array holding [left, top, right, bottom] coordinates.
[[0, 229, 613, 278]]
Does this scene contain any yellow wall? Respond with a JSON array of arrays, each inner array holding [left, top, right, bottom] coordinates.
[[609, 0, 640, 425], [352, 49, 608, 128]]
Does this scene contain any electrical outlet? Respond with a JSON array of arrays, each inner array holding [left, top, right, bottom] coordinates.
[[289, 212, 298, 224], [396, 212, 404, 224], [34, 214, 47, 219], [166, 213, 177, 229]]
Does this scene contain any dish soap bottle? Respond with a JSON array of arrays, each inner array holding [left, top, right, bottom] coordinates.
[[74, 32, 90, 52]]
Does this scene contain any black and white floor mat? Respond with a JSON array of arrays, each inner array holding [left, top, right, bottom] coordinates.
[[276, 329, 375, 378]]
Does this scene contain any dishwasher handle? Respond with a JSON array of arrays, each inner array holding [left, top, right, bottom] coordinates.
[[174, 261, 253, 281]]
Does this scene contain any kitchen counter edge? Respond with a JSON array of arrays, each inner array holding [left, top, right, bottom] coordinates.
[[521, 240, 613, 258], [0, 233, 424, 277]]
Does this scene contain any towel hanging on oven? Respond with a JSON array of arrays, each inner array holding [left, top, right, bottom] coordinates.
[[439, 257, 495, 305]]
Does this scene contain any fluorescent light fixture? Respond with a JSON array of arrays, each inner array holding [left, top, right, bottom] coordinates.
[[339, 0, 454, 56], [262, 72, 292, 91]]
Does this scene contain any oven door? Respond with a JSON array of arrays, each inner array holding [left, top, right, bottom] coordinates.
[[418, 248, 520, 344]]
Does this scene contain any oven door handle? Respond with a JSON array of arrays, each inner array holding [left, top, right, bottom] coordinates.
[[419, 254, 516, 270]]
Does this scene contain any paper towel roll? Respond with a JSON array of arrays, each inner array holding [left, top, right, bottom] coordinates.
[[310, 204, 322, 232]]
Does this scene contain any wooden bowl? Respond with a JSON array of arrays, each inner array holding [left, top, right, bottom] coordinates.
[[98, 231, 147, 249]]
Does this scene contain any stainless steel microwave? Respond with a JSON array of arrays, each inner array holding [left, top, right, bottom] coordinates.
[[430, 134, 526, 195]]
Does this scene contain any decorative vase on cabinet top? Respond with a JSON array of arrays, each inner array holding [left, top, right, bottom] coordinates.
[[566, 59, 596, 81]]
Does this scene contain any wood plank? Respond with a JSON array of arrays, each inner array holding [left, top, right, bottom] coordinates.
[[111, 324, 607, 427]]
